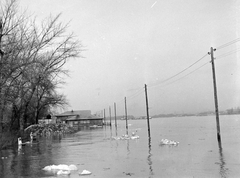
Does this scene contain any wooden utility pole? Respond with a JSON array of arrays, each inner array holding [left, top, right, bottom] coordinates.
[[144, 84, 151, 137], [209, 47, 221, 143], [103, 109, 106, 125], [124, 97, 128, 135], [109, 106, 112, 127], [114, 102, 117, 129]]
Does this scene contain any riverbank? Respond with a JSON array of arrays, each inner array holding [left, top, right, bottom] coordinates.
[[0, 123, 76, 149], [24, 123, 76, 135]]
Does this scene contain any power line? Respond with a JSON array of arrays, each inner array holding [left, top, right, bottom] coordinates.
[[149, 53, 208, 88], [216, 38, 240, 50], [215, 48, 240, 60], [103, 86, 144, 111], [103, 39, 240, 113], [127, 87, 144, 100], [150, 61, 210, 89]]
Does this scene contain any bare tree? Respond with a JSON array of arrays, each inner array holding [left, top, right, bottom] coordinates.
[[0, 0, 82, 134]]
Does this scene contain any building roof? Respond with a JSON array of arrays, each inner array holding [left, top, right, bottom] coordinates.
[[66, 117, 103, 121], [55, 110, 103, 120], [55, 110, 91, 117]]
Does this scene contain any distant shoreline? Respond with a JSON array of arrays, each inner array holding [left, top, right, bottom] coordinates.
[[152, 113, 240, 118]]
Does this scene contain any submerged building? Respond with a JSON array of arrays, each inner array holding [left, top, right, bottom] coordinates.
[[55, 110, 103, 129]]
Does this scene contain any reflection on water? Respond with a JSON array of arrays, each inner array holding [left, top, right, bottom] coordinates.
[[148, 137, 154, 178], [218, 141, 229, 178], [115, 126, 118, 137], [127, 140, 130, 158], [1, 116, 240, 177]]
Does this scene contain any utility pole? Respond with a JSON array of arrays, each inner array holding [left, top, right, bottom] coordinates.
[[114, 102, 117, 129], [144, 84, 151, 137], [209, 47, 221, 144], [124, 97, 128, 135], [109, 106, 112, 127], [103, 109, 106, 126]]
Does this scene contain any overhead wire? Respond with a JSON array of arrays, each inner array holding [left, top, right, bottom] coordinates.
[[215, 48, 240, 60], [148, 53, 208, 88], [102, 87, 145, 117], [104, 86, 144, 112], [127, 87, 145, 100], [111, 86, 144, 105], [216, 38, 240, 50], [152, 61, 210, 89], [102, 38, 240, 115]]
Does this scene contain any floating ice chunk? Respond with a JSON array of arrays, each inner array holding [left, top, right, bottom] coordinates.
[[42, 165, 53, 171], [57, 164, 70, 170], [68, 164, 78, 170], [57, 169, 71, 175], [42, 164, 77, 171], [160, 138, 179, 145], [80, 170, 92, 175], [131, 135, 140, 140], [112, 134, 140, 140]]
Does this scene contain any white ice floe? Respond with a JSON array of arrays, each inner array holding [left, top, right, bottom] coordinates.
[[79, 170, 92, 175], [130, 135, 140, 140], [42, 164, 78, 173], [56, 169, 71, 175], [160, 138, 179, 145], [68, 164, 78, 170], [111, 134, 140, 140]]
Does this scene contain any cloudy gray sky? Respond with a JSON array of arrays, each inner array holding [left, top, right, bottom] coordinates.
[[19, 0, 240, 116]]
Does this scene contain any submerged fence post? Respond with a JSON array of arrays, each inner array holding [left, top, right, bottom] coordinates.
[[209, 47, 221, 143], [124, 97, 128, 135], [144, 84, 151, 137]]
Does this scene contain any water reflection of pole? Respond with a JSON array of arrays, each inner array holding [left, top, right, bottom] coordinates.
[[144, 84, 151, 137], [148, 137, 153, 177], [124, 97, 128, 135], [208, 47, 221, 144], [127, 140, 130, 158], [218, 141, 228, 178]]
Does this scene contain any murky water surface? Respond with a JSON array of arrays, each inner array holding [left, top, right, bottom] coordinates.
[[1, 115, 240, 178]]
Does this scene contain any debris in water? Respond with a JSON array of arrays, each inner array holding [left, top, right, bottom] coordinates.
[[42, 164, 78, 175], [159, 138, 179, 146], [79, 170, 92, 175], [111, 134, 140, 140], [123, 172, 134, 176], [56, 169, 71, 175]]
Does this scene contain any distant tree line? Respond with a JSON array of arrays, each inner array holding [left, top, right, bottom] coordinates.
[[226, 107, 240, 115], [152, 107, 240, 118], [0, 0, 81, 137]]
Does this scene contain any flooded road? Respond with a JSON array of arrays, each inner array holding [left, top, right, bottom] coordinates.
[[1, 115, 240, 177]]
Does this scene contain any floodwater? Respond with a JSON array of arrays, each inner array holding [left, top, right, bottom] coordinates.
[[1, 115, 240, 178]]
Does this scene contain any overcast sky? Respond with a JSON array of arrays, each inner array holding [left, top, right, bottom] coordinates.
[[18, 0, 240, 116]]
